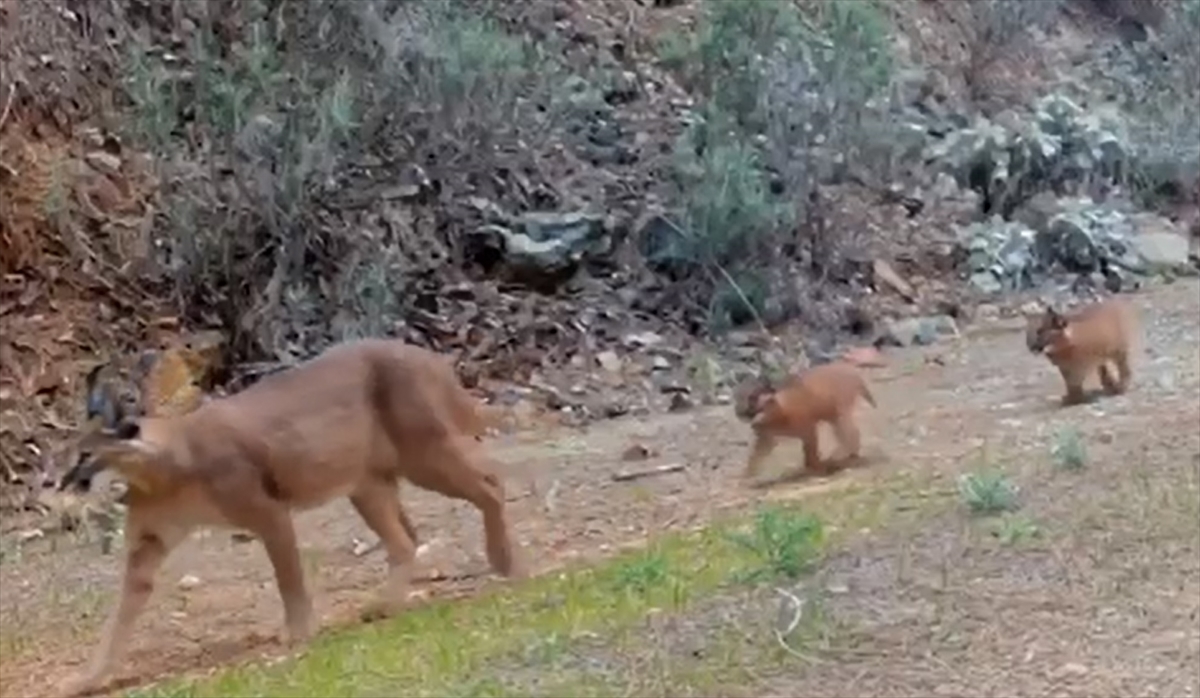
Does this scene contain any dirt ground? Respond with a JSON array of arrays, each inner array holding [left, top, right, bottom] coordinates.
[[1, 280, 1198, 698]]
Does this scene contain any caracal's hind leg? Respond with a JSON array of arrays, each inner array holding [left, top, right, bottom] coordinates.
[[743, 432, 778, 481], [350, 477, 419, 621], [831, 410, 863, 467], [1099, 351, 1131, 395]]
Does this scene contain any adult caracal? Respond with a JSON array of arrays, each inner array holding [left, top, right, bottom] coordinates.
[[57, 339, 526, 696], [1025, 296, 1138, 406], [735, 360, 877, 481]]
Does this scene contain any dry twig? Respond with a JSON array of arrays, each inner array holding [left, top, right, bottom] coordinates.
[[611, 462, 685, 482]]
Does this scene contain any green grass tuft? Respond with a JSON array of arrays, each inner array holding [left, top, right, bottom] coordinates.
[[1052, 426, 1088, 471], [958, 469, 1020, 515]]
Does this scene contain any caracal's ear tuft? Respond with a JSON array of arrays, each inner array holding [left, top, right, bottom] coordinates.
[[1047, 306, 1069, 329], [85, 365, 126, 429]]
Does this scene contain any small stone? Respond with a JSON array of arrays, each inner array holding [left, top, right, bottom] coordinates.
[[596, 350, 622, 373], [623, 331, 663, 348], [976, 304, 1000, 321], [84, 151, 123, 174], [621, 444, 653, 461], [1055, 662, 1089, 678], [16, 529, 45, 543], [969, 270, 1003, 295], [877, 315, 956, 347], [841, 346, 887, 368], [668, 393, 694, 412]]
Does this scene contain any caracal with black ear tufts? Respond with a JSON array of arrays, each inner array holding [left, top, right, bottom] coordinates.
[[57, 339, 527, 697], [735, 360, 877, 483], [1025, 296, 1139, 407]]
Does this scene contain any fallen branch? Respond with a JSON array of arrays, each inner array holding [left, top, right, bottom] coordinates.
[[611, 462, 685, 482]]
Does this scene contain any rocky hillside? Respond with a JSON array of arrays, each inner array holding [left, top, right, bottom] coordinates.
[[1, 0, 1197, 508]]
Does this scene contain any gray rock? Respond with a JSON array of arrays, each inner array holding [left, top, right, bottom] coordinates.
[[623, 331, 664, 348], [1012, 191, 1063, 234], [970, 270, 1004, 295], [1133, 231, 1191, 271], [467, 211, 608, 289], [1047, 213, 1101, 271], [596, 350, 622, 373], [956, 194, 1179, 296], [878, 315, 958, 347]]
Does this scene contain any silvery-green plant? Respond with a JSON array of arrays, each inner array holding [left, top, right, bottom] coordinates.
[[958, 470, 1020, 515], [1052, 426, 1087, 471]]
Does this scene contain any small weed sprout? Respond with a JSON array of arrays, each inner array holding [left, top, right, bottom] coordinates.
[[729, 507, 824, 583], [992, 514, 1042, 546], [958, 470, 1020, 515], [610, 551, 670, 595], [1052, 426, 1087, 471]]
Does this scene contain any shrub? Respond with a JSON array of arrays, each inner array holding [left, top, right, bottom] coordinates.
[[964, 0, 1064, 104], [1098, 0, 1200, 211], [652, 0, 897, 331], [729, 507, 825, 583], [119, 0, 569, 362], [609, 551, 671, 595], [1052, 426, 1088, 471], [958, 469, 1020, 515], [991, 513, 1042, 545]]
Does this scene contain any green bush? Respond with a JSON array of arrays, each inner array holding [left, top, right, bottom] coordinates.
[[1096, 0, 1200, 210], [729, 507, 825, 583], [652, 0, 896, 331], [1052, 426, 1088, 471], [958, 470, 1020, 516], [120, 0, 569, 360]]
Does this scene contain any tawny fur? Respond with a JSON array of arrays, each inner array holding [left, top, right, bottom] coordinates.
[[58, 339, 527, 697], [1025, 296, 1139, 406], [738, 361, 877, 481]]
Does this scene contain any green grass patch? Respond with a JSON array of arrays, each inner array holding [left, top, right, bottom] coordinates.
[[128, 471, 956, 698], [728, 507, 824, 583]]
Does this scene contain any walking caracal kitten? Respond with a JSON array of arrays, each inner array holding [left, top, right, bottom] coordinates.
[[735, 360, 877, 481], [57, 339, 526, 697], [1025, 296, 1139, 406]]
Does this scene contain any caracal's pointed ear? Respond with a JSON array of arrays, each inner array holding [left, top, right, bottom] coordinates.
[[85, 364, 124, 429], [1046, 305, 1068, 329]]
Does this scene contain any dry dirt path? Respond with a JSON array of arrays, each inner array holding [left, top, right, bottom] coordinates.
[[1, 280, 1197, 698]]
